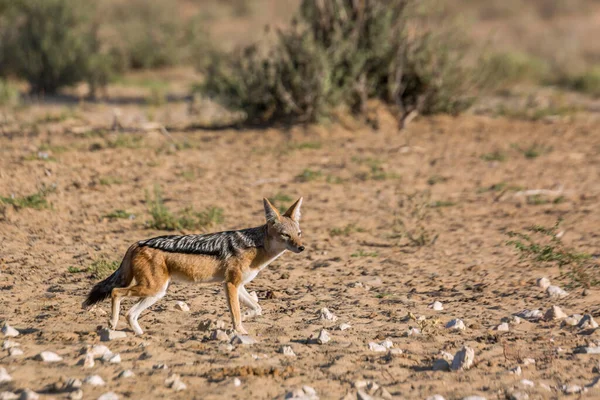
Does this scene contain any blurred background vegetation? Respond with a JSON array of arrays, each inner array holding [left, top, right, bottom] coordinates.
[[1, 0, 599, 125]]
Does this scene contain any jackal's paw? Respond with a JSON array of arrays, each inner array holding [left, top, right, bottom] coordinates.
[[235, 325, 249, 335]]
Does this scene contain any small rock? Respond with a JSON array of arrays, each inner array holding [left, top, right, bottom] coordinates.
[[509, 391, 528, 400], [496, 322, 510, 332], [0, 392, 18, 400], [426, 396, 446, 400], [536, 277, 551, 289], [520, 379, 534, 387], [316, 329, 330, 344], [432, 359, 450, 371], [68, 390, 83, 400], [2, 340, 19, 350], [8, 348, 23, 357], [405, 327, 421, 336], [165, 374, 187, 391], [539, 383, 552, 392], [0, 368, 12, 383], [368, 342, 387, 352], [66, 378, 83, 389], [18, 389, 39, 400], [429, 301, 444, 311], [522, 358, 536, 366], [83, 375, 105, 386], [439, 351, 454, 361], [510, 366, 522, 375], [338, 323, 352, 331], [562, 314, 583, 326], [285, 386, 319, 400], [381, 338, 393, 349], [574, 346, 600, 354], [87, 345, 111, 359], [446, 319, 466, 331], [80, 353, 95, 368], [174, 301, 190, 312], [546, 285, 568, 299], [99, 329, 127, 342], [516, 309, 543, 321], [319, 308, 338, 322], [153, 363, 168, 370], [389, 348, 403, 355], [211, 329, 230, 342], [1, 324, 19, 338], [544, 305, 567, 320], [118, 370, 135, 379], [562, 384, 585, 394], [107, 354, 121, 363], [230, 335, 256, 345], [451, 346, 475, 371], [577, 314, 598, 329], [198, 319, 226, 332], [593, 362, 600, 373], [233, 378, 241, 387], [280, 345, 296, 357], [97, 392, 118, 400], [37, 351, 62, 362]]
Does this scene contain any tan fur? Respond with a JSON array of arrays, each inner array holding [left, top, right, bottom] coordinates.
[[102, 197, 304, 335]]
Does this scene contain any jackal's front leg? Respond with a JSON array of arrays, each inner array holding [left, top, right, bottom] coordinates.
[[224, 282, 247, 334]]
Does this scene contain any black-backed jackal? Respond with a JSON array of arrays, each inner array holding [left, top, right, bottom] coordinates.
[[83, 198, 304, 335]]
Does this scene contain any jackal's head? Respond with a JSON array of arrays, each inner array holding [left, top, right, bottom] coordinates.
[[263, 197, 304, 253]]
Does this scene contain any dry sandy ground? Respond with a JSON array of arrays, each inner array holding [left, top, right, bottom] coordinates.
[[1, 102, 600, 400]]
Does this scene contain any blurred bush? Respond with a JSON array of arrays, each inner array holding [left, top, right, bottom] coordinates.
[[199, 0, 476, 125]]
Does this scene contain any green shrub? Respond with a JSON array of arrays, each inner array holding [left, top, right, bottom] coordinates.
[[200, 0, 474, 125], [0, 78, 19, 106]]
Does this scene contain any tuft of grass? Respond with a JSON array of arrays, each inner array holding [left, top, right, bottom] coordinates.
[[427, 175, 448, 186], [67, 266, 85, 273], [89, 259, 119, 279], [507, 219, 598, 288], [287, 141, 322, 151], [476, 182, 524, 194], [0, 79, 20, 106], [296, 169, 323, 182], [392, 190, 438, 247], [99, 176, 123, 186], [104, 209, 134, 220], [526, 194, 550, 205], [430, 200, 456, 208], [354, 157, 400, 181], [330, 224, 366, 237], [481, 51, 550, 87], [351, 250, 379, 258], [107, 134, 144, 149], [558, 67, 600, 97], [0, 186, 55, 210], [480, 150, 507, 162], [511, 142, 553, 159], [145, 185, 224, 231]]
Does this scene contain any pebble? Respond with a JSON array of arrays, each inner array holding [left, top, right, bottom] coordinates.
[[405, 327, 421, 336], [440, 351, 454, 361], [198, 319, 225, 332], [451, 346, 474, 371], [211, 329, 230, 341], [522, 358, 536, 366], [432, 359, 450, 371], [562, 384, 585, 394], [230, 335, 256, 345], [280, 345, 296, 357], [446, 319, 466, 331], [81, 353, 95, 368], [87, 345, 111, 358], [118, 370, 135, 379], [99, 329, 127, 342], [516, 309, 543, 321], [66, 378, 82, 389], [0, 393, 18, 400], [577, 314, 598, 329], [520, 379, 534, 387], [83, 375, 105, 386], [368, 342, 387, 352], [1, 324, 19, 337], [107, 354, 121, 363], [389, 348, 403, 355], [8, 347, 23, 357], [153, 363, 168, 370], [562, 314, 583, 326], [319, 308, 338, 322], [546, 285, 568, 298], [426, 396, 445, 400], [37, 351, 63, 362], [574, 346, 600, 354], [510, 366, 522, 375], [2, 340, 19, 349], [539, 383, 552, 392], [544, 305, 567, 320], [68, 390, 83, 400], [174, 301, 190, 312], [496, 323, 510, 332], [338, 323, 352, 331], [316, 329, 330, 344], [0, 368, 12, 383], [536, 277, 551, 289], [233, 378, 241, 387], [429, 301, 444, 311], [97, 392, 119, 400], [285, 386, 319, 400], [165, 374, 187, 391], [509, 391, 529, 400]]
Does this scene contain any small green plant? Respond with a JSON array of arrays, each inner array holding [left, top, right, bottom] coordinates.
[[296, 169, 323, 182], [195, 207, 224, 227], [0, 79, 20, 106], [99, 176, 123, 186], [330, 224, 365, 237], [0, 186, 55, 210], [526, 194, 550, 205], [104, 209, 134, 219], [393, 190, 438, 246], [558, 67, 600, 97], [107, 134, 143, 149], [287, 141, 322, 151], [326, 175, 344, 184], [89, 259, 119, 279], [67, 266, 85, 273], [476, 182, 524, 194], [511, 142, 553, 159], [427, 175, 448, 186], [506, 219, 599, 288], [354, 157, 400, 181], [351, 250, 378, 258], [430, 200, 456, 208], [480, 150, 507, 162]]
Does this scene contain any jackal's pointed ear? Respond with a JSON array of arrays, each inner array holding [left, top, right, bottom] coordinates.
[[283, 197, 303, 222], [263, 198, 281, 224]]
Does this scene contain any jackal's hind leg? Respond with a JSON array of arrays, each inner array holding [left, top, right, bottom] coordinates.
[[239, 285, 262, 320]]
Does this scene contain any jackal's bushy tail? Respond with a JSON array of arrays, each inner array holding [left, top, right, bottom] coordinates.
[[82, 244, 137, 308]]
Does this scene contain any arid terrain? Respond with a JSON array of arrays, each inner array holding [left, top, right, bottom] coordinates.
[[1, 94, 599, 399]]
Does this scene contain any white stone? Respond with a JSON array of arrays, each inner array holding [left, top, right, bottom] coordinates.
[[2, 340, 19, 350], [118, 370, 135, 379], [577, 314, 598, 329], [509, 391, 529, 400], [381, 338, 393, 349], [108, 354, 121, 363], [66, 378, 82, 389], [99, 329, 127, 342], [451, 346, 474, 370], [446, 319, 466, 330], [83, 375, 105, 386], [368, 342, 387, 352], [562, 384, 585, 394], [520, 379, 534, 387], [522, 358, 536, 366], [574, 346, 600, 354], [563, 315, 583, 326], [233, 378, 241, 387], [496, 323, 510, 332], [319, 308, 338, 322], [170, 379, 187, 391], [389, 348, 403, 355], [426, 396, 446, 400], [81, 353, 95, 368], [88, 345, 111, 359], [536, 277, 551, 289], [316, 329, 330, 344], [0, 368, 12, 383], [510, 366, 522, 375], [516, 309, 543, 320], [1, 324, 19, 338], [430, 301, 444, 311], [440, 351, 454, 361], [68, 390, 83, 400], [546, 285, 568, 298], [544, 305, 567, 320], [8, 348, 23, 357], [230, 335, 256, 345], [405, 327, 421, 336], [338, 323, 352, 331], [0, 392, 18, 400], [37, 351, 62, 362], [211, 329, 230, 341], [97, 392, 119, 400], [280, 345, 296, 357], [174, 301, 190, 312]]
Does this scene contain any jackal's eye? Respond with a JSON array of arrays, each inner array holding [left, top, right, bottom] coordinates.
[[298, 231, 302, 237], [281, 233, 290, 240]]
